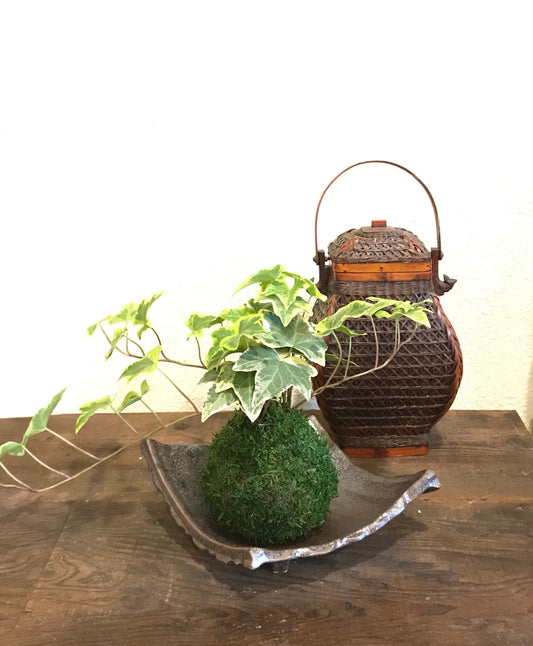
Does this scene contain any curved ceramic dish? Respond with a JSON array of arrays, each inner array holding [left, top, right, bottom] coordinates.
[[140, 417, 440, 572]]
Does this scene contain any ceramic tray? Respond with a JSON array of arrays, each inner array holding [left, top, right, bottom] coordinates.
[[140, 417, 440, 572]]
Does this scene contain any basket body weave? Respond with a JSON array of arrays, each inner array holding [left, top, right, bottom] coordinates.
[[312, 222, 462, 456]]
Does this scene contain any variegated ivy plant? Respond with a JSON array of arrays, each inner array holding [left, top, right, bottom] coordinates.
[[0, 265, 430, 492], [185, 265, 429, 423]]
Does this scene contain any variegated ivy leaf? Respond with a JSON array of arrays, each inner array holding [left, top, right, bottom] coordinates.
[[283, 271, 326, 301], [0, 441, 26, 459], [201, 383, 239, 422], [315, 300, 375, 336], [204, 316, 264, 369], [316, 298, 431, 336], [257, 312, 326, 365], [118, 345, 162, 383], [134, 292, 164, 338], [88, 293, 163, 338], [214, 362, 237, 393], [233, 264, 284, 295], [258, 276, 319, 311], [22, 388, 67, 444], [220, 316, 264, 351], [116, 380, 150, 413], [204, 327, 235, 369], [204, 363, 259, 420], [368, 298, 431, 327], [185, 313, 223, 339], [105, 327, 127, 360], [218, 305, 257, 323], [198, 369, 217, 384], [334, 325, 366, 338], [75, 395, 113, 433], [87, 302, 137, 336], [224, 370, 258, 420], [234, 346, 317, 418], [256, 293, 312, 327]]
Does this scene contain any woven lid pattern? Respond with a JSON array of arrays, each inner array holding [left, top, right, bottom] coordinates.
[[328, 227, 430, 264]]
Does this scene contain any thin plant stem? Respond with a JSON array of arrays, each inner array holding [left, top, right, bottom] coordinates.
[[2, 412, 201, 494], [99, 324, 204, 369], [370, 316, 379, 369], [344, 336, 353, 381], [195, 337, 207, 369], [157, 367, 200, 413], [320, 332, 344, 391], [36, 411, 201, 493], [0, 461, 36, 491], [112, 407, 141, 437], [312, 327, 418, 396], [124, 331, 145, 357], [150, 328, 203, 368], [140, 400, 165, 426], [45, 428, 100, 460], [99, 325, 143, 360], [23, 447, 71, 479]]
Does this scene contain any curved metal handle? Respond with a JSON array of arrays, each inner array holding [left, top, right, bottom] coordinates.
[[314, 160, 443, 261]]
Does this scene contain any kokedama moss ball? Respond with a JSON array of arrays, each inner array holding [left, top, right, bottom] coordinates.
[[201, 404, 338, 545]]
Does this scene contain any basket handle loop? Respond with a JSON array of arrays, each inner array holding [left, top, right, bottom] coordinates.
[[313, 160, 443, 262]]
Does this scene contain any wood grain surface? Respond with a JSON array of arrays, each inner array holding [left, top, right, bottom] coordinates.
[[1, 410, 532, 645]]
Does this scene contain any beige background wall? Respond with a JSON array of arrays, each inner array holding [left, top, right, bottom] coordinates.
[[1, 2, 532, 429]]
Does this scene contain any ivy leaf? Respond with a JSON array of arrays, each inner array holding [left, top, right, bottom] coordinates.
[[218, 305, 256, 323], [204, 316, 264, 369], [118, 345, 162, 383], [258, 275, 317, 310], [373, 300, 430, 327], [315, 300, 375, 335], [204, 327, 235, 369], [228, 371, 258, 420], [87, 321, 100, 336], [201, 383, 239, 422], [334, 325, 366, 338], [397, 306, 430, 327], [88, 293, 163, 338], [0, 441, 26, 459], [75, 395, 113, 433], [256, 293, 312, 326], [233, 264, 284, 295], [214, 362, 238, 393], [210, 363, 259, 419], [22, 388, 67, 445], [185, 313, 222, 339], [105, 327, 127, 360], [116, 380, 150, 413], [134, 292, 164, 338], [220, 316, 264, 352], [234, 346, 316, 417], [283, 271, 326, 301], [198, 369, 217, 384], [257, 312, 327, 365], [105, 302, 138, 326]]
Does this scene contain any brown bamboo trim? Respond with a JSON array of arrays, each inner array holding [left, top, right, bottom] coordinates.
[[334, 262, 432, 274], [333, 261, 432, 282]]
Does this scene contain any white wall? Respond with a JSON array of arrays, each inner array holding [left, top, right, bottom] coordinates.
[[1, 2, 532, 429]]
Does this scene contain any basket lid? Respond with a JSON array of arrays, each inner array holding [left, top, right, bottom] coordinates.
[[328, 220, 430, 264]]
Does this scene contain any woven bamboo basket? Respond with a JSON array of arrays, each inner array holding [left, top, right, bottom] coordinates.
[[312, 161, 463, 457]]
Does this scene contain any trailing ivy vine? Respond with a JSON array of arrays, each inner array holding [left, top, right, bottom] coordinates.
[[0, 265, 429, 492]]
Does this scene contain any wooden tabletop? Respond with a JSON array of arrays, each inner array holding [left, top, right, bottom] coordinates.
[[1, 410, 532, 645]]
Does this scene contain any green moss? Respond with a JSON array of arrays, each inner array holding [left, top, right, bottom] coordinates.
[[201, 404, 338, 545]]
